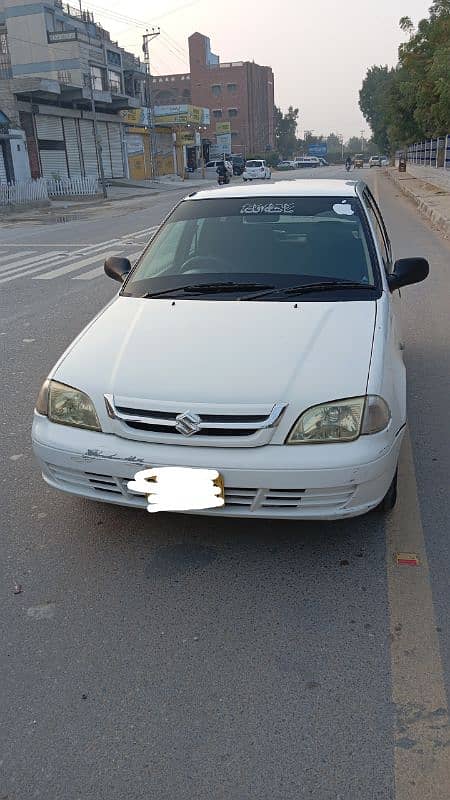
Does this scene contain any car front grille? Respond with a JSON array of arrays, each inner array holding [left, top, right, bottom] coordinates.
[[45, 464, 356, 514]]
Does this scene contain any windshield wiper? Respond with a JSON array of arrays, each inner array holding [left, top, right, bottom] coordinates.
[[141, 281, 275, 298], [241, 279, 374, 300]]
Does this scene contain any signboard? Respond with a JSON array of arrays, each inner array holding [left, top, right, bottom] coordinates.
[[216, 121, 231, 135], [153, 104, 206, 126], [308, 143, 327, 156], [216, 133, 232, 154], [177, 131, 195, 146], [120, 108, 149, 126]]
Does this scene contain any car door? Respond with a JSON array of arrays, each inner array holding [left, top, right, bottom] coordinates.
[[363, 185, 405, 364]]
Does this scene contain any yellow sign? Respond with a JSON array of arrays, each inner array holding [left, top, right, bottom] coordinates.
[[120, 108, 142, 124], [216, 121, 231, 134], [177, 131, 195, 146], [191, 106, 202, 123]]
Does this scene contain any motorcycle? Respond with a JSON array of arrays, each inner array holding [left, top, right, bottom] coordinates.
[[217, 172, 230, 185], [345, 162, 352, 172]]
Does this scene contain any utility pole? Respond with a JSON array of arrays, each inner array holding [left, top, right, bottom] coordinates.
[[84, 72, 107, 199], [361, 129, 365, 152], [142, 28, 160, 181], [338, 133, 344, 160]]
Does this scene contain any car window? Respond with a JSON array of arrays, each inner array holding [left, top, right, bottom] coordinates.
[[246, 161, 263, 167], [124, 196, 378, 292], [363, 189, 392, 271]]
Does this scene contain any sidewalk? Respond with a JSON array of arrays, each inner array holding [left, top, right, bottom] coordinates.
[[0, 174, 216, 225], [386, 167, 450, 237]]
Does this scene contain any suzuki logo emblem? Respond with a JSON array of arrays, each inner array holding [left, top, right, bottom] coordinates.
[[175, 410, 202, 436]]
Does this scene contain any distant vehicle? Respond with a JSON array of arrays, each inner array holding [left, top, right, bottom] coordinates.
[[230, 154, 245, 175], [243, 159, 271, 180], [318, 158, 329, 166], [369, 156, 382, 168], [277, 160, 296, 170], [294, 156, 321, 168], [380, 156, 389, 166], [354, 154, 364, 169], [206, 159, 233, 177]]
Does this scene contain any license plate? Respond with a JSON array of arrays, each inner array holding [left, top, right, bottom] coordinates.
[[127, 467, 225, 513]]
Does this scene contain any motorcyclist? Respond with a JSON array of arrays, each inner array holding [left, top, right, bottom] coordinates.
[[345, 155, 353, 171], [216, 159, 228, 183]]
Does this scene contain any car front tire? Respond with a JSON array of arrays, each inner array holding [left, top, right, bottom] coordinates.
[[374, 469, 398, 512]]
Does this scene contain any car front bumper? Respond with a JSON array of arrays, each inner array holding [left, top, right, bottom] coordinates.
[[32, 414, 404, 520]]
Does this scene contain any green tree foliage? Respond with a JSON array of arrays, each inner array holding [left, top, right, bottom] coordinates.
[[359, 1, 450, 150], [275, 105, 299, 158]]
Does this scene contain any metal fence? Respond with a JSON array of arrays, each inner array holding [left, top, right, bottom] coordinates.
[[0, 176, 99, 206], [46, 176, 98, 197], [404, 135, 450, 169]]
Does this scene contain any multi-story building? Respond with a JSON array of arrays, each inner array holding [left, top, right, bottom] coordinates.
[[0, 0, 147, 182], [150, 32, 275, 158]]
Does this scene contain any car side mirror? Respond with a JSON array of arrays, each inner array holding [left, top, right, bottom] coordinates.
[[387, 257, 429, 292], [104, 256, 131, 283]]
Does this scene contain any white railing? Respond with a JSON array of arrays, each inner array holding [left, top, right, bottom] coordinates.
[[0, 178, 48, 206], [0, 176, 100, 206], [46, 176, 99, 196]]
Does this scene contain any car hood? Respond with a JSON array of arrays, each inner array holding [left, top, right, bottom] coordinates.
[[55, 296, 376, 412]]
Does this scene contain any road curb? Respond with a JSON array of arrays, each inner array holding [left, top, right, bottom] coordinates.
[[386, 169, 450, 236]]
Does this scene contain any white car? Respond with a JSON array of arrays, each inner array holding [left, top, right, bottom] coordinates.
[[243, 159, 271, 180], [294, 157, 321, 168], [205, 159, 233, 178], [32, 180, 429, 520]]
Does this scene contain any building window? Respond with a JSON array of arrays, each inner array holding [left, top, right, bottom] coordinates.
[[228, 108, 238, 118], [211, 84, 221, 97], [108, 69, 122, 94], [231, 131, 239, 139], [227, 83, 237, 93], [212, 109, 222, 119], [90, 64, 106, 91], [107, 50, 121, 67]]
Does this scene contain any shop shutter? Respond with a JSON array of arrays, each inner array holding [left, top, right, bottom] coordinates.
[[107, 122, 124, 177], [0, 146, 7, 183], [35, 114, 64, 140], [63, 118, 82, 177], [79, 119, 98, 177], [97, 121, 112, 178], [39, 150, 69, 179]]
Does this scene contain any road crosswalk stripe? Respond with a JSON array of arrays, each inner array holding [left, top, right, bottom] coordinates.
[[35, 251, 121, 279], [0, 251, 67, 278], [0, 250, 35, 266], [73, 251, 141, 281]]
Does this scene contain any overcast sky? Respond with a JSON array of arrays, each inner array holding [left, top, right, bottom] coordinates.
[[91, 0, 432, 141]]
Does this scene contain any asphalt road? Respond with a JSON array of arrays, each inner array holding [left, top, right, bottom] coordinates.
[[1, 166, 449, 800]]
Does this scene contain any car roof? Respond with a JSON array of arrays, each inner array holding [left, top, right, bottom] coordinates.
[[189, 179, 361, 200]]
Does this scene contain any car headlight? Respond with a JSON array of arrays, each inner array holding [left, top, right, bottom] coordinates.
[[35, 379, 102, 431], [286, 396, 390, 444]]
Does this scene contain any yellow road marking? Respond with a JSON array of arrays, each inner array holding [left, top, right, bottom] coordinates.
[[375, 171, 450, 796], [386, 432, 450, 799]]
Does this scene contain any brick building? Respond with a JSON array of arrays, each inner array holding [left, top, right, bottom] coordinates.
[[150, 33, 275, 157]]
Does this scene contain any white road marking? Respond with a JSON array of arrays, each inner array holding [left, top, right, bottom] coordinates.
[[73, 251, 141, 280], [0, 251, 67, 275], [35, 250, 121, 279], [0, 253, 68, 283], [0, 250, 35, 266]]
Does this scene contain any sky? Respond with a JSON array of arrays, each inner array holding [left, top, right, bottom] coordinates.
[[87, 0, 432, 141]]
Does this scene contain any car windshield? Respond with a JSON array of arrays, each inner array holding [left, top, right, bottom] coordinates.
[[123, 196, 379, 299], [246, 161, 263, 167]]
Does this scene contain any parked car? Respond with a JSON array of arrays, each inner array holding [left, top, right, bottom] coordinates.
[[354, 154, 364, 168], [32, 180, 429, 520], [380, 156, 389, 166], [294, 157, 321, 168], [230, 154, 245, 175], [206, 159, 233, 177], [369, 155, 382, 168], [277, 160, 296, 170], [243, 159, 271, 180]]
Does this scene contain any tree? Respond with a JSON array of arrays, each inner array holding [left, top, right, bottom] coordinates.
[[275, 105, 299, 158], [360, 1, 450, 150]]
